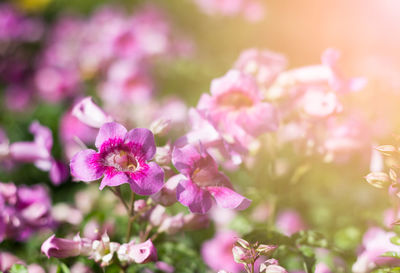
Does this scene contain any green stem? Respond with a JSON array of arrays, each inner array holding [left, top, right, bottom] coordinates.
[[109, 187, 129, 212], [126, 192, 136, 242]]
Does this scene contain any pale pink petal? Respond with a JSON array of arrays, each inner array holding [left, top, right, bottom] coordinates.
[[207, 186, 251, 210], [70, 149, 104, 182]]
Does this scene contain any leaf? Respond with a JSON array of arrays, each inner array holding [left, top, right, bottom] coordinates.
[[244, 229, 293, 246], [291, 230, 329, 248], [391, 236, 400, 246], [381, 251, 400, 259], [10, 264, 28, 273], [56, 263, 70, 273]]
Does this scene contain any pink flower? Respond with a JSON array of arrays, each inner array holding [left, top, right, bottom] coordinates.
[[70, 122, 164, 195], [275, 209, 306, 236], [172, 143, 250, 214], [59, 110, 98, 160], [197, 70, 278, 149], [41, 234, 89, 259], [352, 227, 400, 273], [9, 121, 68, 185], [118, 239, 157, 264], [34, 66, 80, 103], [100, 60, 153, 106], [234, 49, 287, 88], [201, 231, 243, 273]]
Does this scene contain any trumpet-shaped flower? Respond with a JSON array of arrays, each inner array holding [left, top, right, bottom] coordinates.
[[70, 122, 164, 195], [197, 70, 278, 148], [172, 143, 250, 214]]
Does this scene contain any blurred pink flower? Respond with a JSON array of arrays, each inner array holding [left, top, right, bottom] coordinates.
[[275, 209, 306, 236], [201, 231, 243, 273], [352, 227, 400, 273]]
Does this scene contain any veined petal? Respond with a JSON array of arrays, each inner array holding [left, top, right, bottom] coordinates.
[[130, 162, 164, 195], [99, 172, 129, 190], [176, 179, 213, 214], [207, 186, 251, 210], [125, 128, 156, 160], [95, 122, 127, 149], [70, 149, 103, 182]]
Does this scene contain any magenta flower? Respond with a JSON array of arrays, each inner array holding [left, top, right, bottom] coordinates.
[[70, 122, 164, 195], [197, 70, 278, 148], [9, 121, 68, 185], [172, 143, 250, 214]]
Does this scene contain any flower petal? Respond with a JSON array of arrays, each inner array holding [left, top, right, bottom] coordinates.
[[130, 162, 164, 195], [70, 149, 103, 182], [99, 172, 129, 190], [95, 122, 127, 149], [207, 186, 251, 210], [125, 128, 156, 160], [176, 179, 213, 214], [238, 103, 278, 137], [171, 144, 202, 176]]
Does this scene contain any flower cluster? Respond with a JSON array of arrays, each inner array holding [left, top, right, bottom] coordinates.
[[0, 182, 53, 242]]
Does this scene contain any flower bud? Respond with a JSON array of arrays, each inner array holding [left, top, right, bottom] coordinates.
[[365, 172, 390, 189], [232, 245, 253, 264], [376, 145, 397, 156], [41, 234, 83, 258], [134, 199, 147, 213], [150, 118, 171, 136], [72, 97, 113, 128], [256, 244, 277, 256]]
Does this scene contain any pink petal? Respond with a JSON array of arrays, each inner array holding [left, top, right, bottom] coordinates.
[[171, 144, 202, 176], [99, 172, 129, 190], [125, 128, 156, 160], [238, 103, 279, 137], [130, 162, 164, 195], [70, 149, 104, 182], [95, 122, 127, 149], [207, 186, 251, 210], [176, 179, 213, 214]]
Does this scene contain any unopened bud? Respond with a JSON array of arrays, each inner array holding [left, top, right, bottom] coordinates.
[[232, 246, 253, 264], [376, 145, 397, 156], [256, 244, 277, 256], [150, 118, 171, 136], [365, 172, 390, 189]]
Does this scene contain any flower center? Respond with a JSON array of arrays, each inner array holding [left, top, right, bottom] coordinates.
[[216, 91, 253, 109], [106, 150, 138, 172]]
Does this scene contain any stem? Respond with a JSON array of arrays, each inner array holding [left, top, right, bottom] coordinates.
[[109, 187, 129, 212], [250, 261, 255, 273], [126, 192, 135, 242]]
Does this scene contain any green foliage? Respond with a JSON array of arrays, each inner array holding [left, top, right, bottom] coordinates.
[[10, 264, 28, 273]]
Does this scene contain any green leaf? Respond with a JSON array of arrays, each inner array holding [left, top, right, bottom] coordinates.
[[56, 263, 70, 273], [372, 267, 400, 273], [292, 230, 329, 248], [10, 264, 28, 273], [391, 236, 400, 246], [381, 251, 400, 259]]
